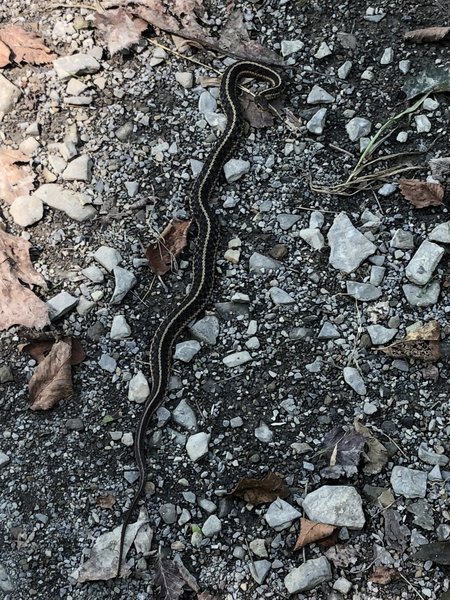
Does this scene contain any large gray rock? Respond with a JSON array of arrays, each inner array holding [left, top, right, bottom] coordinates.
[[284, 557, 332, 594], [0, 74, 21, 115], [405, 240, 444, 285], [53, 53, 101, 79], [302, 485, 365, 528], [403, 282, 440, 307], [34, 184, 96, 222], [391, 466, 427, 498], [328, 213, 376, 273]]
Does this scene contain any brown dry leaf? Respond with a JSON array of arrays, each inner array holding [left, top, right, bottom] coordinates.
[[229, 472, 289, 504], [293, 518, 336, 551], [146, 219, 192, 276], [94, 8, 148, 55], [354, 419, 389, 476], [131, 1, 282, 65], [0, 229, 48, 330], [197, 592, 222, 600], [154, 556, 186, 600], [97, 493, 116, 509], [0, 38, 10, 67], [0, 148, 35, 205], [20, 334, 85, 365], [404, 26, 450, 43], [399, 178, 444, 208], [380, 320, 441, 362], [28, 340, 73, 410], [0, 25, 56, 64], [368, 565, 400, 585], [240, 94, 275, 128]]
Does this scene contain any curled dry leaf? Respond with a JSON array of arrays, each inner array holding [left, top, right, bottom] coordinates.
[[20, 334, 85, 410], [146, 219, 192, 276], [229, 472, 289, 504], [94, 8, 147, 55], [293, 518, 336, 551], [380, 320, 441, 362], [0, 25, 57, 64], [404, 26, 450, 43], [399, 178, 444, 209], [0, 147, 35, 205], [368, 565, 400, 584], [354, 419, 389, 476], [0, 229, 49, 330], [240, 94, 275, 129]]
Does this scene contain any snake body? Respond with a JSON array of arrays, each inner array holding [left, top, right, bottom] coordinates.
[[117, 61, 283, 576]]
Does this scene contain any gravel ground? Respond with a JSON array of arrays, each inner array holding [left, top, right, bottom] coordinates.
[[1, 0, 450, 599]]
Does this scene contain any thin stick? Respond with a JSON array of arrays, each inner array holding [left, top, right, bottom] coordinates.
[[397, 572, 427, 600]]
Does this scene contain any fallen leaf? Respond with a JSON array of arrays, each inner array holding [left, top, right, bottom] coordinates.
[[404, 26, 450, 43], [154, 556, 186, 600], [73, 506, 149, 581], [229, 472, 289, 504], [0, 25, 57, 64], [324, 544, 359, 568], [384, 508, 410, 551], [146, 219, 192, 276], [98, 494, 116, 509], [240, 94, 275, 128], [20, 334, 85, 365], [412, 541, 450, 565], [0, 229, 49, 330], [320, 426, 365, 471], [0, 147, 35, 205], [197, 592, 222, 600], [399, 178, 444, 209], [0, 38, 10, 67], [130, 1, 282, 65], [293, 518, 336, 551], [27, 340, 73, 410], [173, 554, 199, 592], [354, 419, 389, 475], [369, 565, 400, 584], [94, 8, 148, 55], [380, 320, 441, 362]]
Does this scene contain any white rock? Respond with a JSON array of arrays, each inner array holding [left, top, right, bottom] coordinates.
[[265, 498, 301, 530], [391, 466, 427, 498], [0, 74, 21, 115], [281, 39, 304, 56], [53, 53, 100, 79], [223, 351, 252, 368], [128, 371, 150, 404], [346, 117, 372, 141], [315, 41, 332, 59], [285, 557, 332, 593], [18, 137, 40, 156], [405, 240, 444, 285], [306, 108, 327, 134], [337, 60, 352, 79], [415, 114, 431, 133], [186, 432, 210, 462], [62, 155, 92, 182], [307, 85, 334, 104], [380, 47, 393, 65], [255, 422, 273, 443], [110, 315, 131, 340], [9, 195, 43, 227], [202, 515, 221, 537], [111, 266, 137, 304], [172, 399, 197, 431], [249, 252, 280, 273], [299, 228, 325, 250], [328, 213, 376, 272], [343, 366, 366, 395], [250, 560, 271, 584], [269, 287, 295, 305], [302, 485, 365, 528], [429, 221, 450, 243], [34, 184, 96, 222], [224, 159, 250, 183], [46, 291, 78, 320], [82, 265, 104, 283], [94, 246, 122, 272], [174, 340, 201, 362], [175, 71, 193, 89], [367, 325, 397, 345]]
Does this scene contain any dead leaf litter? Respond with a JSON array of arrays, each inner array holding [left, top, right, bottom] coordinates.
[[0, 0, 450, 599]]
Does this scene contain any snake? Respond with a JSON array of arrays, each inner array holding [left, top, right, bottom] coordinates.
[[117, 60, 283, 577]]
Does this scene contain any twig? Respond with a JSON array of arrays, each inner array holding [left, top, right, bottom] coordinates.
[[329, 143, 354, 158], [397, 571, 427, 600], [369, 425, 409, 459]]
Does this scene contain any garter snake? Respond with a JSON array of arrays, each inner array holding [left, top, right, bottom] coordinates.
[[117, 61, 283, 577]]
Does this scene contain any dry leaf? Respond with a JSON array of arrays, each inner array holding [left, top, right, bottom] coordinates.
[[154, 556, 186, 600], [197, 592, 222, 600], [97, 493, 116, 509], [354, 419, 389, 476], [0, 148, 35, 205], [0, 229, 48, 330], [240, 94, 275, 128], [20, 334, 85, 365], [28, 340, 73, 410], [380, 320, 441, 362], [229, 472, 289, 504], [0, 25, 56, 64], [94, 8, 148, 55], [131, 1, 282, 64], [319, 425, 365, 477], [384, 508, 410, 551], [412, 541, 450, 565], [429, 157, 450, 181], [399, 178, 444, 208], [404, 26, 450, 43], [369, 565, 400, 584], [146, 219, 192, 276], [293, 518, 336, 551], [0, 38, 10, 67]]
